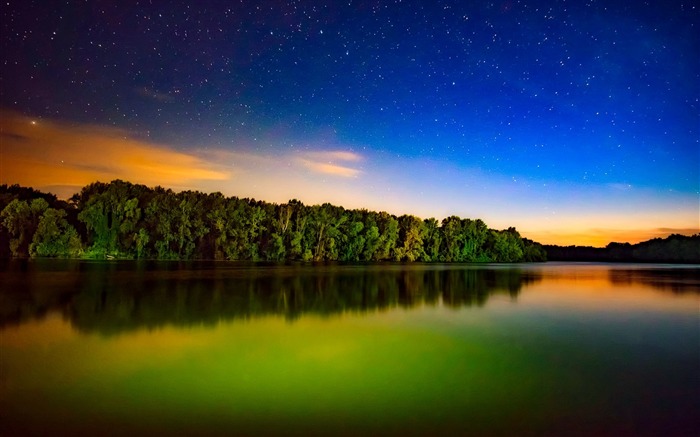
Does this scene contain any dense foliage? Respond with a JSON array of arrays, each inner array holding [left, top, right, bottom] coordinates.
[[1, 181, 546, 262], [544, 234, 700, 264]]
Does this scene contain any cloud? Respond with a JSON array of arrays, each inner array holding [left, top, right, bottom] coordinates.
[[0, 110, 230, 197], [0, 110, 367, 202], [298, 159, 361, 177], [297, 150, 363, 178], [305, 150, 362, 162]]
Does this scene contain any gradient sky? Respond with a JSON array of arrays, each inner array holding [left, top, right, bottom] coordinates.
[[1, 0, 698, 246]]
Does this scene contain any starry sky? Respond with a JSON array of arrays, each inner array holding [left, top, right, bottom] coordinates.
[[1, 0, 698, 246]]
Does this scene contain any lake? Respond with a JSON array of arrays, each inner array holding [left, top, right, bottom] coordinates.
[[1, 260, 698, 436]]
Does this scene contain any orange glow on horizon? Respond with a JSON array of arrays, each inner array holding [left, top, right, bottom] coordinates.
[[523, 227, 699, 247]]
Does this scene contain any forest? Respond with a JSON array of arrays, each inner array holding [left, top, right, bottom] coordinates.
[[544, 234, 700, 264], [0, 180, 547, 262]]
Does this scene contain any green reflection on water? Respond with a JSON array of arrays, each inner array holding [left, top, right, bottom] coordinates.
[[3, 312, 552, 436], [1, 261, 699, 436]]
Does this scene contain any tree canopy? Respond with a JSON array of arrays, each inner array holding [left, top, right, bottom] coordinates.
[[3, 181, 548, 261]]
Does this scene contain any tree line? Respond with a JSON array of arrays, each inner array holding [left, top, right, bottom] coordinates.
[[544, 234, 700, 264], [0, 180, 546, 262]]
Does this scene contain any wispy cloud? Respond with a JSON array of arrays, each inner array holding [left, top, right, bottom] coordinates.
[[298, 159, 361, 177], [305, 150, 363, 162], [297, 150, 363, 178]]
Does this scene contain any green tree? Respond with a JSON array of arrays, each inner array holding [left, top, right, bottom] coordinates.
[[441, 216, 464, 262], [441, 217, 490, 262], [75, 180, 143, 257], [145, 189, 179, 259], [204, 192, 229, 260], [267, 233, 286, 261], [221, 198, 266, 260], [30, 208, 82, 257], [1, 198, 48, 257], [310, 203, 346, 261], [522, 239, 547, 262], [359, 210, 381, 261], [147, 190, 210, 260], [394, 215, 425, 261], [339, 218, 365, 261], [422, 218, 442, 261], [372, 212, 399, 261], [134, 228, 150, 259], [173, 192, 208, 259], [486, 228, 524, 262]]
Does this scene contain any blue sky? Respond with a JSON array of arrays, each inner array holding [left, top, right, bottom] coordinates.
[[1, 0, 698, 245]]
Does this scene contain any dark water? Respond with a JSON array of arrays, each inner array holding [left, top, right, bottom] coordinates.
[[1, 260, 698, 436]]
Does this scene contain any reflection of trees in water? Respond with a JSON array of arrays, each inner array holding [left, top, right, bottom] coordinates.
[[0, 259, 83, 329], [607, 268, 700, 294], [0, 261, 542, 333]]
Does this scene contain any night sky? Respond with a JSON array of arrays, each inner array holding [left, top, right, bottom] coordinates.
[[2, 0, 698, 246]]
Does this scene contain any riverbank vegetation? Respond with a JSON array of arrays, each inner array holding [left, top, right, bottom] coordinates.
[[1, 180, 546, 262]]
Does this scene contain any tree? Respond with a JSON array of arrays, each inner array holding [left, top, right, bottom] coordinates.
[[422, 218, 442, 262], [486, 228, 524, 262], [372, 212, 399, 261], [440, 217, 490, 262], [394, 215, 425, 261], [360, 210, 381, 261], [75, 180, 144, 257], [285, 200, 311, 260], [220, 198, 265, 261], [173, 192, 209, 259], [523, 239, 547, 262], [145, 189, 179, 259], [338, 217, 365, 261], [134, 228, 150, 259], [145, 190, 209, 260], [462, 219, 489, 261], [30, 208, 82, 257], [1, 198, 48, 257], [204, 192, 229, 260], [309, 203, 346, 261], [441, 216, 464, 262]]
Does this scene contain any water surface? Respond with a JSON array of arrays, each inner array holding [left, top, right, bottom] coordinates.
[[1, 261, 698, 436]]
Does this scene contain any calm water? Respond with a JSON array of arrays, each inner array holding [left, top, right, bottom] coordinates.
[[1, 261, 698, 436]]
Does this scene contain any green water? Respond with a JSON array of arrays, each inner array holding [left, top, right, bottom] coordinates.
[[1, 261, 698, 436]]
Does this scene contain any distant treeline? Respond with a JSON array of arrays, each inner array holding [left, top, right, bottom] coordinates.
[[544, 234, 700, 264], [0, 180, 546, 262]]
